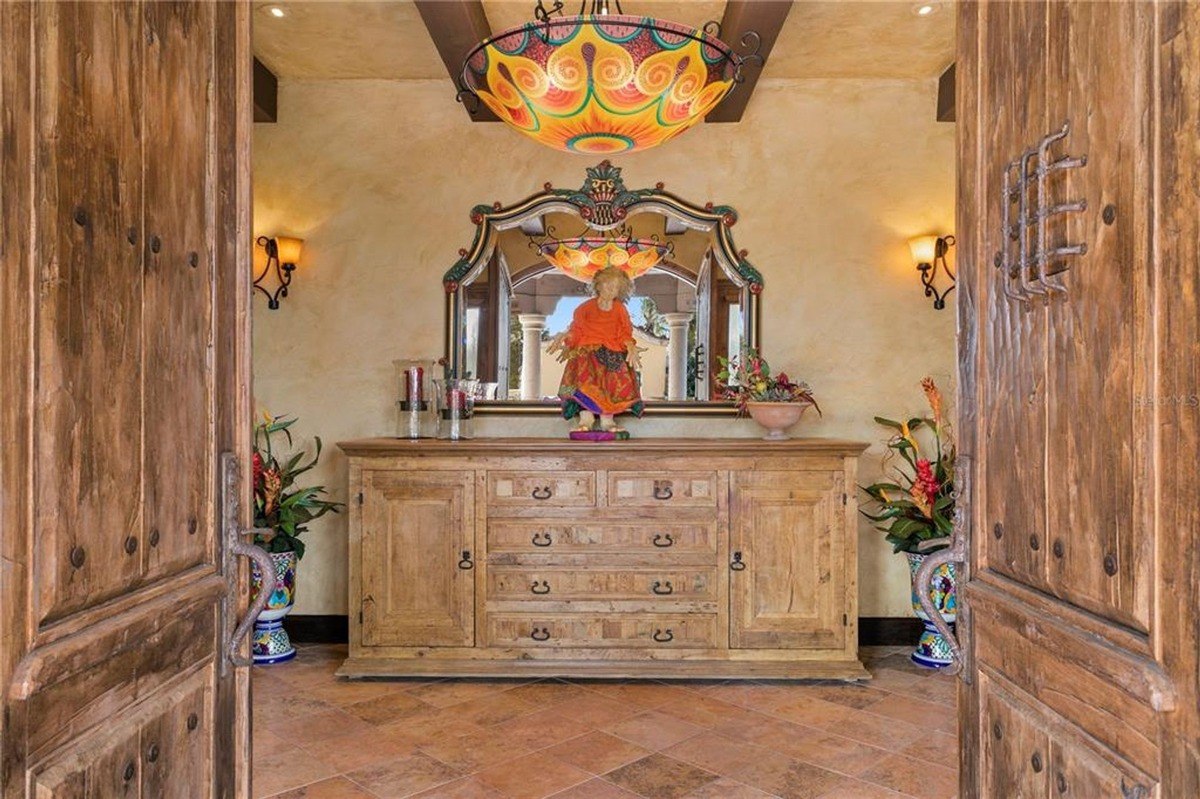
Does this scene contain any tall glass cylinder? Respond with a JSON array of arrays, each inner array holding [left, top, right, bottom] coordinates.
[[394, 358, 435, 439], [434, 378, 476, 440]]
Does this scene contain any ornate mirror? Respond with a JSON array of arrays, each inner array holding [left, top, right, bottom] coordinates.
[[443, 162, 762, 414]]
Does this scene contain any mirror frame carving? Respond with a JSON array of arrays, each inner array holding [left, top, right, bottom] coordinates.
[[443, 161, 763, 415]]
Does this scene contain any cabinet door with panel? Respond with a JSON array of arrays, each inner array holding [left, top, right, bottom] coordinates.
[[729, 471, 846, 650], [360, 471, 475, 647]]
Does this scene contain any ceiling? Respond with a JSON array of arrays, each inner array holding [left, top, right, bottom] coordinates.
[[253, 1, 956, 82]]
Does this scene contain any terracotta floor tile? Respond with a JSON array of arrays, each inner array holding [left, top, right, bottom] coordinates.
[[383, 706, 489, 747], [803, 682, 894, 710], [254, 693, 336, 728], [262, 775, 378, 799], [417, 728, 535, 772], [770, 730, 890, 777], [864, 668, 925, 695], [679, 777, 775, 798], [703, 682, 793, 712], [546, 778, 642, 799], [603, 711, 704, 751], [727, 749, 843, 799], [504, 680, 592, 707], [453, 690, 539, 727], [408, 680, 522, 708], [474, 751, 592, 799], [655, 694, 760, 729], [252, 745, 338, 799], [543, 732, 651, 774], [298, 723, 423, 773], [493, 707, 593, 750], [603, 753, 719, 799], [662, 731, 770, 778], [305, 678, 410, 707], [266, 708, 376, 749], [408, 776, 510, 798], [710, 708, 805, 750], [812, 709, 924, 752], [768, 696, 856, 728], [815, 777, 910, 798], [901, 730, 959, 771], [580, 682, 695, 709], [346, 753, 464, 799], [558, 694, 642, 728], [860, 752, 958, 798], [897, 677, 958, 708], [253, 727, 293, 758], [864, 694, 956, 734], [345, 690, 434, 725]]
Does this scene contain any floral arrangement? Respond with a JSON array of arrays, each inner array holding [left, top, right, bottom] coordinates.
[[860, 377, 956, 554], [715, 347, 821, 416], [252, 413, 342, 559]]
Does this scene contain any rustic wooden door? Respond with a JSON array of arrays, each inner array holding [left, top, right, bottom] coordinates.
[[950, 2, 1200, 797], [1, 2, 254, 797]]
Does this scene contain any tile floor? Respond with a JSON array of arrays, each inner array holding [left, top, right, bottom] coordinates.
[[253, 645, 958, 799]]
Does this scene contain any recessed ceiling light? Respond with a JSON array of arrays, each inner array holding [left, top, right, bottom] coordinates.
[[267, 6, 285, 17], [913, 3, 938, 16]]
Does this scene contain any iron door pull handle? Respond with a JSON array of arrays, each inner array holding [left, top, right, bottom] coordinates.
[[653, 483, 673, 500], [651, 581, 673, 595], [531, 627, 551, 641], [730, 551, 746, 571], [532, 532, 553, 547], [652, 533, 674, 548], [458, 550, 474, 570], [653, 629, 674, 643], [220, 453, 276, 672], [531, 486, 553, 500], [530, 580, 551, 595]]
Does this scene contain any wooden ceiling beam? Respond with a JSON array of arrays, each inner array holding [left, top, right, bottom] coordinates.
[[253, 57, 277, 123], [414, 0, 499, 122], [705, 0, 794, 124]]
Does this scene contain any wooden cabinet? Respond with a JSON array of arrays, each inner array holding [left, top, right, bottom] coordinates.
[[340, 438, 867, 680]]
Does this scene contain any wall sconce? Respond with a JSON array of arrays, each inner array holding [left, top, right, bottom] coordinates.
[[254, 235, 303, 309], [908, 234, 956, 310]]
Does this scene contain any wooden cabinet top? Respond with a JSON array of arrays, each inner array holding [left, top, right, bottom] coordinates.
[[338, 437, 868, 457]]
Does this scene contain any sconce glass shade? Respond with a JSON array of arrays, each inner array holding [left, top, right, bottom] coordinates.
[[908, 234, 939, 266], [460, 16, 742, 155], [539, 236, 669, 281], [275, 236, 304, 266]]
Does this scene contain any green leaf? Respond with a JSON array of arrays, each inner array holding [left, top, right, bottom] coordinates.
[[873, 416, 903, 430]]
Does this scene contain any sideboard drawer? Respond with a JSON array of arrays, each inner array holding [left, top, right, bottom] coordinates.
[[485, 613, 721, 649], [607, 471, 718, 507], [488, 521, 718, 556], [487, 567, 718, 601], [487, 471, 596, 507]]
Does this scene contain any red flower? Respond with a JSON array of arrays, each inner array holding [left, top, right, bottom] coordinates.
[[252, 452, 264, 492], [914, 458, 940, 505]]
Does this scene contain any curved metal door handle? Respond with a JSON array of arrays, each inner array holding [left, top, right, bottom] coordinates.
[[221, 453, 276, 671], [652, 629, 674, 643], [530, 627, 551, 641], [531, 532, 553, 547], [651, 581, 673, 595], [531, 486, 553, 500], [912, 458, 970, 681], [530, 580, 551, 595], [652, 533, 674, 548]]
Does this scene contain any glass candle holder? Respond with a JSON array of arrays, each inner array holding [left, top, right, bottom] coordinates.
[[394, 358, 436, 439], [434, 378, 477, 440]]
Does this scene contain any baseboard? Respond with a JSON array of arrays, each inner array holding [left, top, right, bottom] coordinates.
[[858, 616, 921, 646], [286, 614, 348, 644], [286, 614, 920, 648]]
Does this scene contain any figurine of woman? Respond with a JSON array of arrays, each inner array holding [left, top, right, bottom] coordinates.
[[548, 265, 644, 433]]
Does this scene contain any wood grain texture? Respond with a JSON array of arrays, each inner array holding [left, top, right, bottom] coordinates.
[[704, 0, 793, 124], [412, 0, 499, 122], [342, 440, 865, 679]]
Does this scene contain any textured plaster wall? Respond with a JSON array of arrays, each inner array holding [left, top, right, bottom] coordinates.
[[253, 77, 956, 617]]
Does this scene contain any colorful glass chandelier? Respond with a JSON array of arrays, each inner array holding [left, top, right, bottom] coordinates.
[[531, 222, 673, 281], [458, 0, 762, 155]]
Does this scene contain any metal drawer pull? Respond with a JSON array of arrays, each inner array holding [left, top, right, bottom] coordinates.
[[653, 629, 674, 643], [653, 482, 673, 500], [531, 532, 553, 547], [458, 550, 474, 570], [530, 580, 551, 595], [730, 551, 746, 571], [651, 581, 673, 595], [652, 533, 674, 548], [531, 486, 553, 500], [531, 627, 551, 641]]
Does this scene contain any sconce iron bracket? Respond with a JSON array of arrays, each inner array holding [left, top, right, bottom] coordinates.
[[254, 235, 295, 310]]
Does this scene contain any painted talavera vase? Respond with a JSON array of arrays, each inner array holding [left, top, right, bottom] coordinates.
[[250, 550, 297, 665], [906, 551, 958, 669]]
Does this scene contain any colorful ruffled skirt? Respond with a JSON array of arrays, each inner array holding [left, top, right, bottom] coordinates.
[[558, 346, 644, 419]]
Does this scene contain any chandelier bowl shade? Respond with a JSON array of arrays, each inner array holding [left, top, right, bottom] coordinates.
[[539, 235, 670, 280], [460, 15, 742, 154]]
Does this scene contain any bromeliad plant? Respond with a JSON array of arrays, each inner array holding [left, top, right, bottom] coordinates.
[[715, 347, 821, 416], [860, 378, 955, 554], [253, 413, 342, 559]]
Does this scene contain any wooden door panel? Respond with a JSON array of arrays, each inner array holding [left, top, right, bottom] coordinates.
[[1050, 739, 1154, 799], [141, 680, 212, 799], [32, 726, 140, 799], [32, 0, 146, 627], [980, 0, 1050, 594], [980, 675, 1050, 799], [730, 471, 844, 650], [362, 471, 475, 647], [1042, 0, 1153, 633], [142, 0, 217, 585]]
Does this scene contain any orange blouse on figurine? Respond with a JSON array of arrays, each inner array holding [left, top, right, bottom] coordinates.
[[562, 298, 635, 352]]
